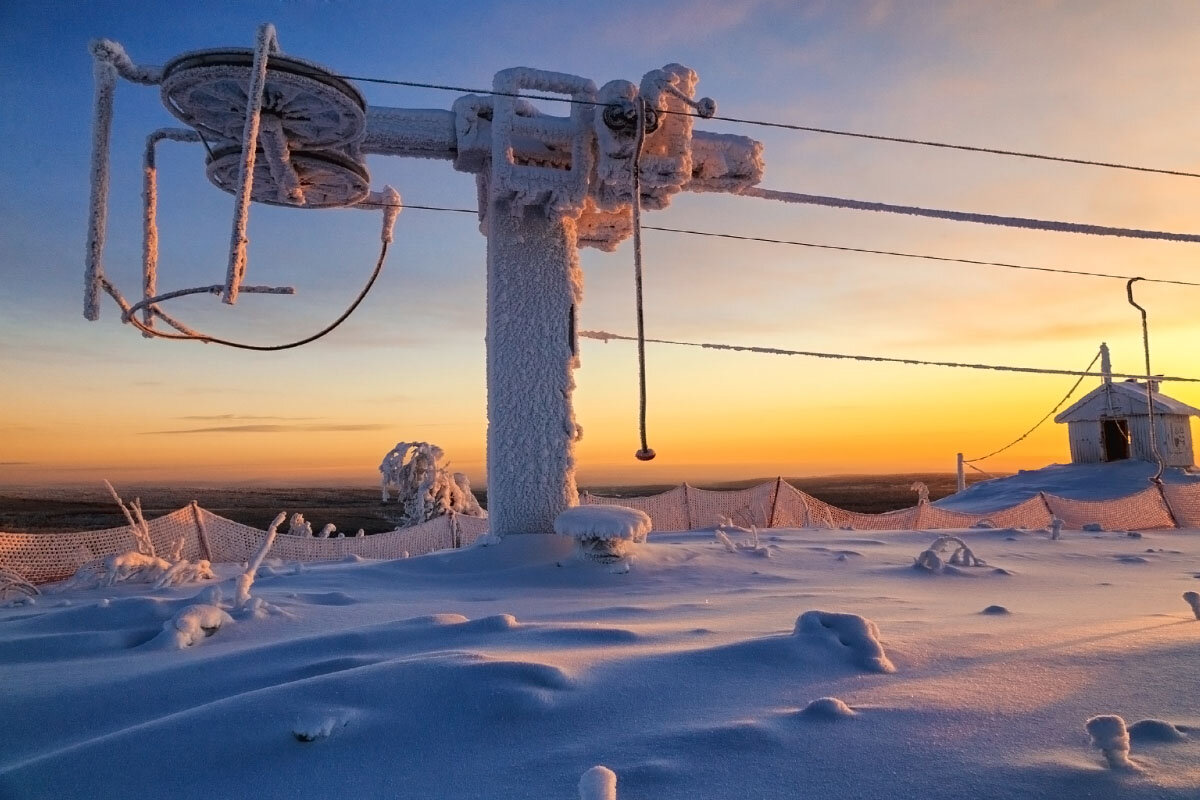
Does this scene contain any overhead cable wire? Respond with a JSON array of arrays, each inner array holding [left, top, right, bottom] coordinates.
[[355, 201, 1200, 287], [327, 71, 1200, 179], [963, 350, 1101, 464], [739, 186, 1200, 244], [577, 330, 1200, 383]]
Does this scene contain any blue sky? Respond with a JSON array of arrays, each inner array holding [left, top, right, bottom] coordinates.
[[2, 1, 1199, 486]]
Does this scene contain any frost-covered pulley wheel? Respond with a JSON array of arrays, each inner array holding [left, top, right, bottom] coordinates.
[[160, 49, 367, 149], [206, 145, 370, 208]]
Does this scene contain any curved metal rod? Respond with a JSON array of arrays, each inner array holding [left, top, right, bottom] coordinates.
[[1126, 277, 1165, 483], [123, 284, 296, 324]]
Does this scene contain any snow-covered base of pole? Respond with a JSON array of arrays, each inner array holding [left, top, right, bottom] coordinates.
[[485, 202, 583, 535], [554, 505, 650, 563]]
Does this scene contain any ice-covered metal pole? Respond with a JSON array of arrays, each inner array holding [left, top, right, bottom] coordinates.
[[223, 23, 279, 305]]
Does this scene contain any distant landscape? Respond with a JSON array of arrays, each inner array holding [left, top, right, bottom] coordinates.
[[0, 473, 994, 533]]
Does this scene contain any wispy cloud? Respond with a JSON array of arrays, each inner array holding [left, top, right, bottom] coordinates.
[[177, 414, 321, 421], [0, 461, 33, 466], [141, 423, 389, 435]]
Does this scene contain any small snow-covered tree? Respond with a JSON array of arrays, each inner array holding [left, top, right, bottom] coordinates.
[[379, 442, 485, 526]]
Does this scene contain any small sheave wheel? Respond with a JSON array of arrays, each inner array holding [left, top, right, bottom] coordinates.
[[206, 145, 370, 208], [160, 48, 366, 150]]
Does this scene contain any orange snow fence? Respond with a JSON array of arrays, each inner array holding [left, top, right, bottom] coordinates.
[[3, 480, 1198, 585]]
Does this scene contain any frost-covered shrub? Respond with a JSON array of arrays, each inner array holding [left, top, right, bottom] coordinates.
[[287, 513, 313, 537], [379, 442, 485, 526], [1184, 591, 1200, 620]]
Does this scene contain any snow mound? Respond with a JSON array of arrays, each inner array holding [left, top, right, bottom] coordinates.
[[555, 506, 651, 541], [1128, 719, 1188, 743], [794, 610, 895, 673], [1085, 714, 1139, 771], [799, 697, 856, 719], [981, 605, 1011, 615], [144, 604, 233, 650], [579, 765, 617, 800], [937, 462, 1199, 512]]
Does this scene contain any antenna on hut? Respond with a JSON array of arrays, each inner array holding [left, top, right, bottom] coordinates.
[[81, 26, 766, 537]]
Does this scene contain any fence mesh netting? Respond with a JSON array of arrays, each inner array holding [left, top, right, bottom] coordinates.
[[4, 479, 1197, 584]]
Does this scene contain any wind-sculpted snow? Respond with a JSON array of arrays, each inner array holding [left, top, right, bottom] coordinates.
[[1085, 714, 1138, 771], [5, 528, 1200, 799], [794, 610, 896, 673]]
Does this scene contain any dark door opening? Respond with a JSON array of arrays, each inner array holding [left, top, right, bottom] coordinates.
[[1101, 419, 1131, 461]]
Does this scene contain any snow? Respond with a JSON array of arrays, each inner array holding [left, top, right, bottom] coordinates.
[[553, 506, 651, 542], [3, 523, 1200, 798], [937, 461, 1200, 513], [1086, 715, 1137, 771]]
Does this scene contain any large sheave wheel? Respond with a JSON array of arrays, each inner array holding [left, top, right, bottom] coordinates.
[[205, 145, 370, 208], [160, 48, 367, 149]]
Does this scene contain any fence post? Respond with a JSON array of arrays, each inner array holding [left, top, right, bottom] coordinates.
[[683, 483, 695, 530], [1156, 482, 1180, 529], [956, 453, 966, 492], [189, 500, 213, 562], [768, 477, 783, 528]]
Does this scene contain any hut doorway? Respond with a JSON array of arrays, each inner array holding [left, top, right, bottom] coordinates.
[[1101, 418, 1131, 462]]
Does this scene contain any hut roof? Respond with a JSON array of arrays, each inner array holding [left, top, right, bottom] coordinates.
[[1055, 380, 1200, 424]]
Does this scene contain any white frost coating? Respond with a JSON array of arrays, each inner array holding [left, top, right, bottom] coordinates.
[[740, 186, 1200, 244], [145, 604, 233, 650], [223, 22, 279, 305], [142, 129, 203, 332], [913, 536, 986, 572], [287, 513, 313, 537], [88, 39, 162, 85], [104, 480, 154, 556], [361, 106, 457, 159], [1086, 714, 1138, 771], [795, 610, 896, 673], [152, 558, 215, 589], [578, 766, 617, 800], [317, 524, 336, 539], [910, 481, 930, 504], [490, 68, 596, 217], [379, 186, 401, 243], [1184, 591, 1200, 619], [485, 202, 583, 535], [637, 65, 699, 209], [235, 511, 285, 609], [0, 567, 38, 603], [84, 54, 117, 321], [258, 114, 305, 205], [1049, 516, 1064, 540], [554, 505, 650, 541], [378, 442, 485, 525], [686, 132, 765, 193]]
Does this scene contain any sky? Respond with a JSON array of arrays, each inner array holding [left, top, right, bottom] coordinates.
[[1, 0, 1199, 488]]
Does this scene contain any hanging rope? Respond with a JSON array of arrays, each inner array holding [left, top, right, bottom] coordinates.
[[577, 330, 1200, 383], [631, 98, 655, 461], [1127, 278, 1166, 483], [964, 350, 1101, 463]]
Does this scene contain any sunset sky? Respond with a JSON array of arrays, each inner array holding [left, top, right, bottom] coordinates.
[[2, 0, 1199, 488]]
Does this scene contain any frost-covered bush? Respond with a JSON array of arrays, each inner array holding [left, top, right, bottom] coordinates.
[[1086, 714, 1138, 771], [379, 442, 485, 526], [287, 513, 313, 537]]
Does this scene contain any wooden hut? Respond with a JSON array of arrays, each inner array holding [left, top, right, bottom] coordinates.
[[1054, 345, 1199, 467]]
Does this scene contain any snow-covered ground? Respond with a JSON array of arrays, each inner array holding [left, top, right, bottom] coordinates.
[[3, 517, 1199, 799], [939, 461, 1199, 512]]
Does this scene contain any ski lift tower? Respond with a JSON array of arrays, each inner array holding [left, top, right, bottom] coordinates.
[[83, 24, 764, 537]]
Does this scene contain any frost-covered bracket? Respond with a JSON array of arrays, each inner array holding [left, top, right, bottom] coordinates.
[[83, 23, 400, 335], [489, 69, 598, 216]]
